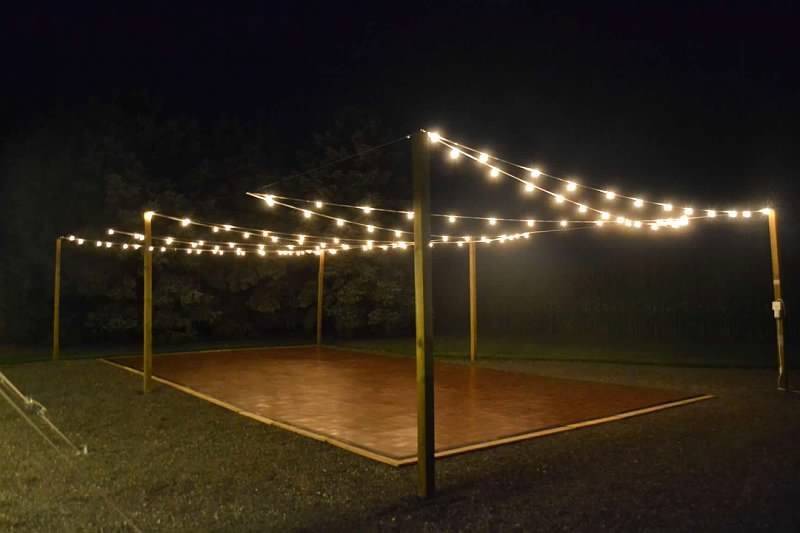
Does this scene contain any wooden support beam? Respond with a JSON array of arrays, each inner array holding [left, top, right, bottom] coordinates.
[[143, 211, 154, 393], [767, 209, 787, 391], [316, 250, 325, 345], [412, 132, 435, 498], [52, 238, 62, 360], [469, 241, 477, 362]]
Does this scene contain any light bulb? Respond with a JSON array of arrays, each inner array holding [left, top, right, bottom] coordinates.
[[367, 225, 374, 233], [727, 210, 738, 218], [578, 204, 587, 213], [406, 211, 414, 220], [181, 218, 191, 227], [554, 194, 564, 204], [212, 226, 220, 233], [478, 153, 489, 164], [428, 131, 441, 143], [566, 181, 577, 192], [394, 229, 402, 237], [601, 212, 610, 220], [488, 217, 497, 226], [633, 198, 644, 208], [165, 237, 174, 245], [707, 209, 717, 218], [489, 167, 499, 178], [336, 218, 344, 226], [449, 148, 460, 159], [77, 238, 84, 245], [605, 191, 616, 200], [527, 219, 535, 227], [633, 220, 642, 228], [529, 168, 541, 178], [663, 203, 673, 212], [524, 182, 535, 193], [223, 225, 232, 231], [243, 232, 250, 239], [264, 195, 275, 207], [271, 236, 279, 243], [683, 207, 694, 215], [361, 206, 372, 214], [315, 200, 323, 208], [743, 210, 752, 218], [448, 215, 456, 223], [303, 210, 311, 218], [107, 229, 115, 235], [560, 220, 568, 227], [442, 235, 449, 242]]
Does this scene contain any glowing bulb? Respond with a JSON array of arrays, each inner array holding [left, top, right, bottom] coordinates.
[[223, 225, 232, 232], [633, 220, 642, 229], [728, 210, 738, 218], [760, 207, 773, 215], [595, 220, 604, 227], [258, 249, 266, 256], [663, 203, 673, 212], [651, 224, 659, 231], [298, 235, 305, 244], [554, 194, 564, 204], [457, 241, 464, 247], [77, 238, 84, 245], [329, 249, 337, 255], [449, 148, 460, 159], [625, 220, 633, 228], [529, 168, 541, 178], [605, 191, 616, 200], [743, 210, 752, 218], [527, 219, 535, 227], [683, 207, 694, 216], [488, 217, 497, 226], [464, 235, 471, 242], [366, 225, 374, 233], [228, 242, 235, 248], [95, 241, 102, 247], [578, 204, 587, 214], [524, 182, 535, 193], [601, 212, 610, 220], [107, 229, 115, 235], [707, 209, 717, 218], [315, 200, 323, 209], [478, 153, 489, 164], [566, 181, 577, 192], [394, 229, 402, 237], [489, 167, 499, 178], [271, 236, 279, 243], [442, 235, 449, 242], [320, 243, 327, 249], [361, 206, 373, 214], [428, 131, 441, 143], [481, 235, 489, 243], [303, 210, 312, 218], [68, 235, 75, 241], [448, 215, 456, 223], [212, 226, 220, 233], [160, 246, 166, 252], [336, 218, 344, 227], [264, 195, 275, 207], [616, 216, 625, 224], [144, 211, 155, 221], [560, 220, 568, 227], [406, 211, 415, 220], [633, 198, 644, 208], [243, 232, 250, 239], [122, 243, 129, 250], [342, 243, 350, 250], [165, 237, 174, 245]]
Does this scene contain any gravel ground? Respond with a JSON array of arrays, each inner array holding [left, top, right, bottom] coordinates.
[[1, 357, 798, 532]]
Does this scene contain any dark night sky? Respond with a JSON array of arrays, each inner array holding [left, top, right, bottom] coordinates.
[[2, 1, 798, 232]]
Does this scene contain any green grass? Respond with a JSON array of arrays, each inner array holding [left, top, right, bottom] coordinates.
[[335, 336, 777, 368], [2, 335, 776, 368]]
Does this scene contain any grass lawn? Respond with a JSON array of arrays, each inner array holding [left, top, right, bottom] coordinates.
[[1, 355, 798, 531], [2, 336, 777, 368]]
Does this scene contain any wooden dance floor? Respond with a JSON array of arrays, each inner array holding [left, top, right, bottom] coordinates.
[[108, 346, 711, 465]]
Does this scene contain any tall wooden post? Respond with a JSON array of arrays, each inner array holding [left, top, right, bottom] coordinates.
[[767, 210, 787, 391], [413, 132, 435, 498], [52, 238, 62, 360], [468, 241, 477, 362], [143, 212, 154, 393], [316, 250, 325, 345]]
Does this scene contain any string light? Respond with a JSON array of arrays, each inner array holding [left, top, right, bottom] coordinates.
[[524, 182, 535, 193], [181, 218, 191, 227], [449, 148, 460, 159], [566, 181, 577, 192], [633, 198, 644, 208], [663, 203, 673, 212], [605, 191, 616, 200], [448, 215, 456, 223], [489, 167, 499, 178], [529, 168, 541, 178], [315, 201, 323, 209]]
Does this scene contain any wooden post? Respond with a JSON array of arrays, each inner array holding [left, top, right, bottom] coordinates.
[[143, 212, 154, 393], [316, 250, 325, 345], [469, 241, 477, 362], [413, 132, 435, 498], [767, 209, 787, 391], [52, 238, 62, 360]]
